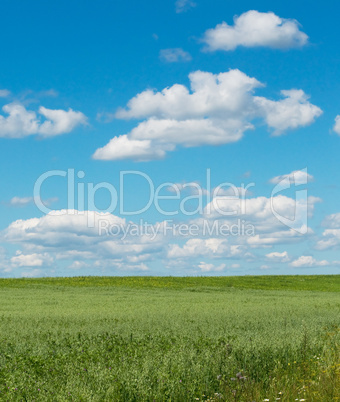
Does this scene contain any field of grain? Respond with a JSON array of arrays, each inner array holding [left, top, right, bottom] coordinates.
[[0, 276, 339, 401]]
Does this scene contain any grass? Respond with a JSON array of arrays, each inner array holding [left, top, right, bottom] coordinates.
[[0, 274, 339, 291], [0, 275, 339, 401]]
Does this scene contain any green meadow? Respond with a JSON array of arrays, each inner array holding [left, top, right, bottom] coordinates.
[[0, 276, 339, 401]]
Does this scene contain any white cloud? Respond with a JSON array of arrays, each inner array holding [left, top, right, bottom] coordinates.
[[94, 69, 321, 161], [333, 115, 340, 135], [9, 196, 58, 208], [168, 238, 244, 259], [0, 184, 323, 274], [9, 197, 33, 207], [175, 0, 196, 13], [265, 251, 290, 262], [204, 194, 317, 225], [11, 251, 53, 267], [2, 210, 163, 272], [38, 107, 87, 137], [93, 134, 168, 161], [247, 232, 303, 247], [270, 169, 314, 185], [160, 48, 192, 63], [0, 89, 10, 97], [198, 193, 320, 247], [21, 268, 43, 278], [315, 213, 340, 250], [69, 260, 90, 270], [114, 69, 261, 121], [290, 256, 329, 268], [321, 213, 340, 229], [255, 90, 322, 135], [197, 261, 226, 272], [4, 210, 125, 246], [316, 229, 340, 250], [201, 10, 308, 51], [0, 103, 87, 138]]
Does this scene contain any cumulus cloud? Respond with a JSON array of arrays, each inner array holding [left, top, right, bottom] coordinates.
[[196, 193, 320, 247], [201, 10, 308, 51], [2, 210, 163, 272], [175, 0, 196, 13], [93, 134, 168, 162], [270, 169, 314, 185], [160, 48, 192, 63], [11, 251, 53, 268], [321, 213, 340, 229], [168, 238, 244, 259], [315, 213, 340, 250], [316, 229, 340, 250], [114, 70, 261, 121], [38, 107, 87, 137], [290, 255, 329, 267], [0, 184, 324, 274], [265, 251, 290, 262], [256, 90, 322, 135], [0, 103, 87, 138], [94, 69, 321, 161], [334, 116, 340, 135], [4, 210, 125, 246], [197, 261, 226, 272], [204, 194, 317, 226]]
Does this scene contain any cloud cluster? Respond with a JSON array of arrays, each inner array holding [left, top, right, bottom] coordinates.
[[316, 213, 340, 250], [168, 238, 243, 259], [94, 69, 321, 161], [197, 261, 226, 273], [0, 103, 87, 138], [203, 194, 319, 234], [165, 192, 319, 259], [290, 255, 329, 268], [0, 186, 320, 273], [2, 210, 162, 272], [201, 10, 308, 51]]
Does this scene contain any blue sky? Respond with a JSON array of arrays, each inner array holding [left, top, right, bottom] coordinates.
[[0, 0, 340, 277]]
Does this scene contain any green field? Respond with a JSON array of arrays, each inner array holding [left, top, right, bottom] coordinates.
[[0, 276, 339, 401]]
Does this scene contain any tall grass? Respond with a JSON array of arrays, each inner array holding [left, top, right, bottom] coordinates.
[[0, 275, 339, 292], [0, 277, 338, 400]]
